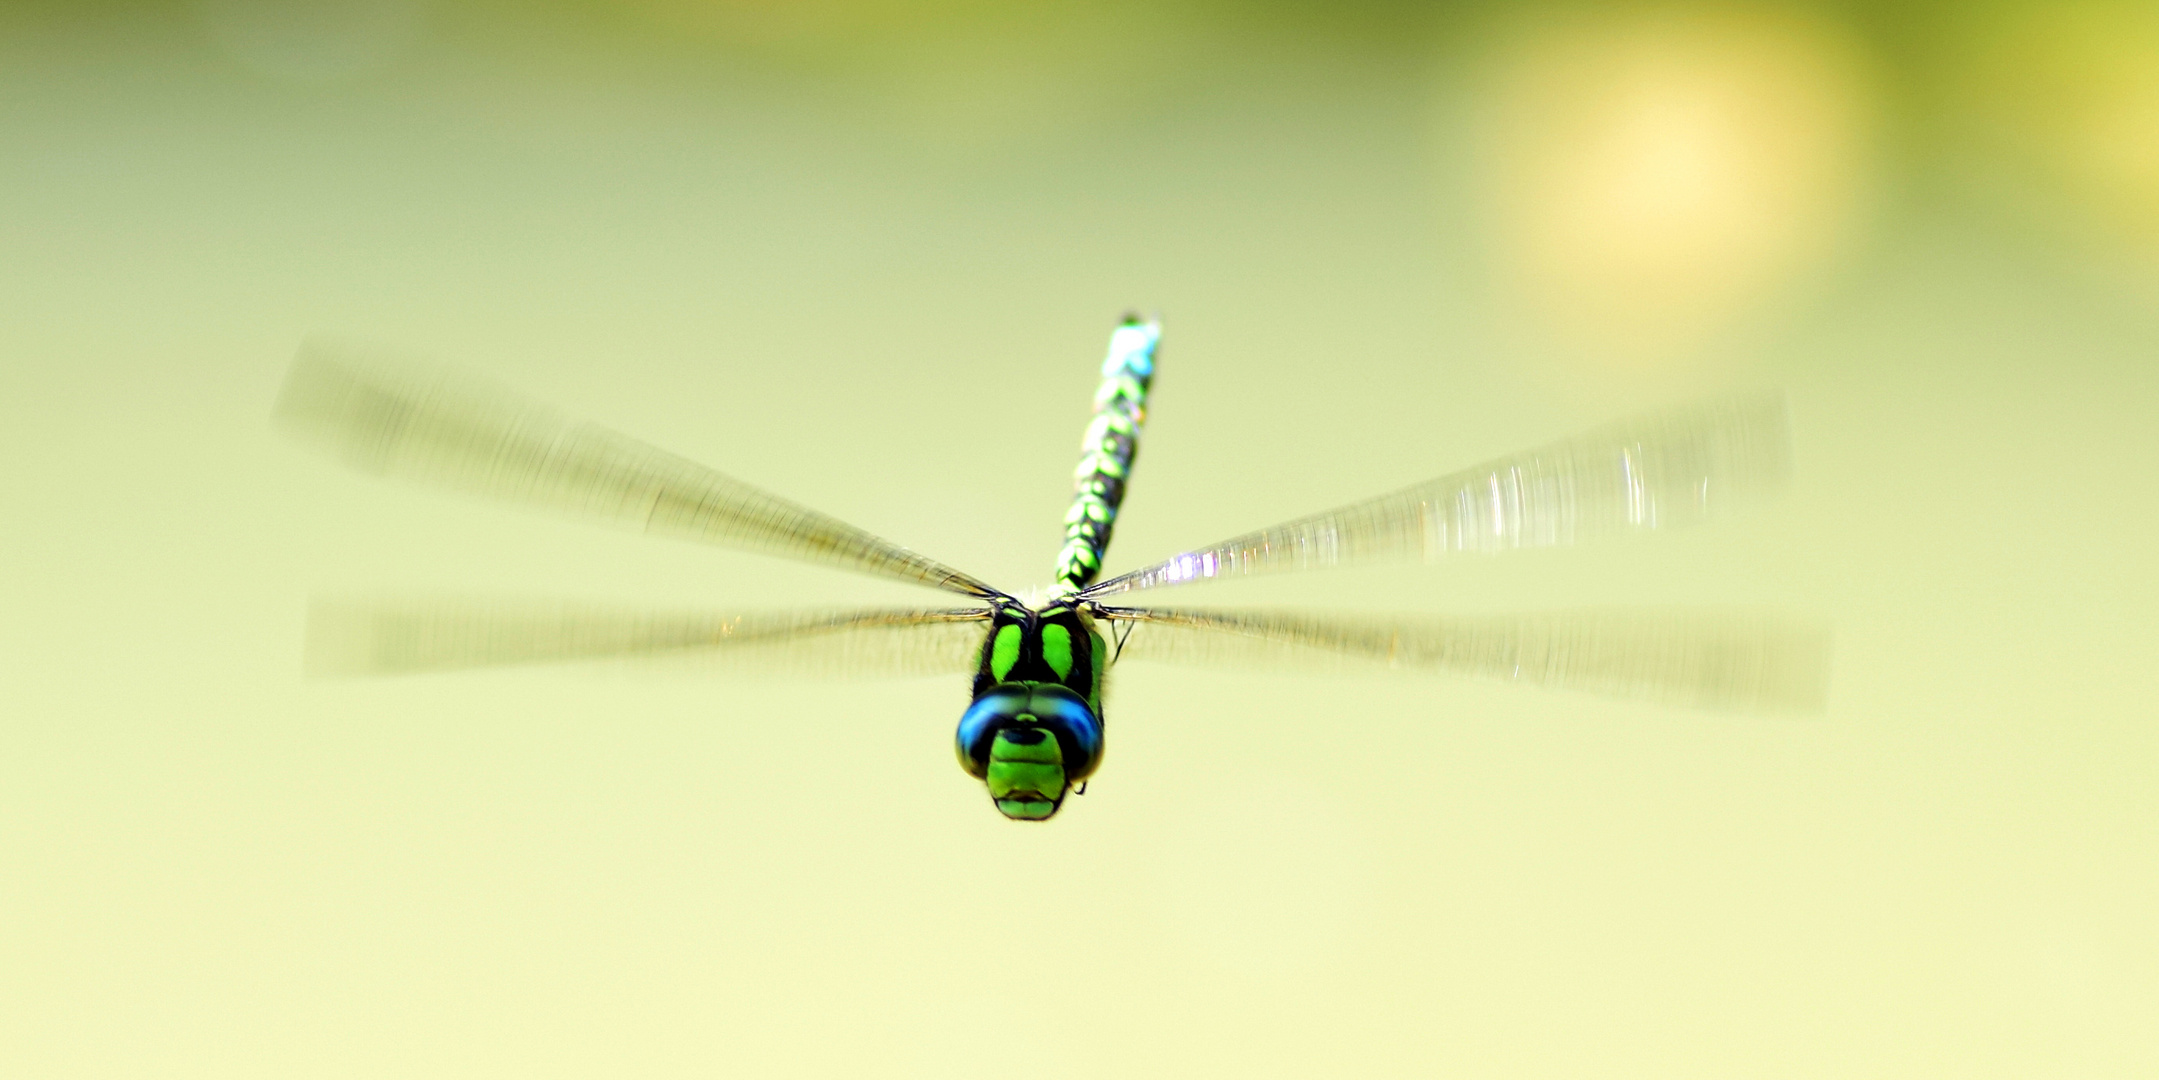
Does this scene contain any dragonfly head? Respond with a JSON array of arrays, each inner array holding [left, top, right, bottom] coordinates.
[[955, 683, 1104, 821]]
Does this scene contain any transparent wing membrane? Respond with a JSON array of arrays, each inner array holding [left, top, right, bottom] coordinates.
[[276, 342, 1008, 601], [1082, 394, 1791, 598], [1095, 605, 1828, 713], [307, 596, 993, 678]]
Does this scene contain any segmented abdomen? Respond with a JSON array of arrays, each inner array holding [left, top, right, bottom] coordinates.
[[1049, 317, 1160, 598]]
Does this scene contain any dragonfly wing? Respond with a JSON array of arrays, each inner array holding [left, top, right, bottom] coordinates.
[[308, 596, 993, 679], [1092, 605, 1828, 713], [1080, 394, 1790, 598], [276, 341, 1009, 601]]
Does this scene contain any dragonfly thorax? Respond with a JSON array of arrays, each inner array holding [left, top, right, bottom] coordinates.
[[956, 605, 1109, 821]]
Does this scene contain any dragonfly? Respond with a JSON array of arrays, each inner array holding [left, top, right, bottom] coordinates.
[[277, 316, 1826, 822]]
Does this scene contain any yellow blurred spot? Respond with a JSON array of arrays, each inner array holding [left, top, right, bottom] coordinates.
[[1960, 1, 2159, 250], [1473, 5, 1874, 362]]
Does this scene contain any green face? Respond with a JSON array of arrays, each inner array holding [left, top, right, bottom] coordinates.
[[986, 726, 1066, 820]]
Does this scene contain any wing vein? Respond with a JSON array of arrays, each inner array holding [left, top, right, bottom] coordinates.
[[1083, 394, 1789, 598], [308, 596, 995, 678], [276, 342, 1009, 601], [1092, 604, 1828, 713]]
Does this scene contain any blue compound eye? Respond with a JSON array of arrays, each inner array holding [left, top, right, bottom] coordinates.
[[954, 683, 1104, 782], [955, 685, 1031, 779]]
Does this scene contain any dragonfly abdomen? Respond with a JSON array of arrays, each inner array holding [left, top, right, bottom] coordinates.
[[1050, 316, 1160, 598]]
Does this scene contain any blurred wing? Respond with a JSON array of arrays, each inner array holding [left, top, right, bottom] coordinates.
[[1081, 394, 1790, 599], [1094, 605, 1828, 713], [276, 341, 1009, 602], [308, 596, 993, 679]]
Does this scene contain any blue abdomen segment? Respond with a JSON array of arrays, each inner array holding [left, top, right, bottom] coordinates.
[[1050, 316, 1160, 597]]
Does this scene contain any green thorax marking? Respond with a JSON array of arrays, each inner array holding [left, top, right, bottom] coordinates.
[[973, 604, 1099, 710], [1040, 624, 1073, 680], [990, 624, 1022, 682], [1088, 627, 1107, 718]]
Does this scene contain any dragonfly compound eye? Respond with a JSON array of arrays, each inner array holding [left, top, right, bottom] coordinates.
[[954, 684, 1105, 821]]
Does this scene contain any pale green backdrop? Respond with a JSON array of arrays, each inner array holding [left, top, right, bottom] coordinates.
[[3, 1, 2156, 1076]]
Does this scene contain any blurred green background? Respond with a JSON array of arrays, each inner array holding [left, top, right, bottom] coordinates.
[[2, 1, 2156, 1076]]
